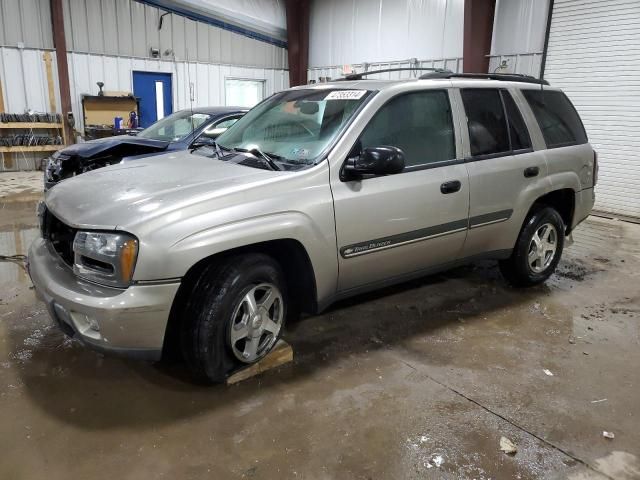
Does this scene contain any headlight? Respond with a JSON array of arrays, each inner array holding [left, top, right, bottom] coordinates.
[[72, 231, 139, 288]]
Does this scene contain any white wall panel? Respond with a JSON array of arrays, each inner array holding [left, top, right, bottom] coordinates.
[[491, 0, 550, 56], [544, 0, 640, 219], [488, 53, 543, 77], [309, 0, 464, 68]]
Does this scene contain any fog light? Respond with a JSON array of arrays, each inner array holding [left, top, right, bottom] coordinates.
[[88, 318, 100, 332]]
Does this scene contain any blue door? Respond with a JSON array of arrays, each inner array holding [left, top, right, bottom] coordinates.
[[132, 71, 173, 128]]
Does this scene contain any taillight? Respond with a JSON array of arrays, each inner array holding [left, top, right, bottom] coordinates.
[[593, 150, 599, 186]]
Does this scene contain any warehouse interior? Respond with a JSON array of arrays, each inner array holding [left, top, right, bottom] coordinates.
[[1, 0, 639, 478]]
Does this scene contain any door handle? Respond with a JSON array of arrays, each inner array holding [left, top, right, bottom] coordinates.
[[524, 166, 540, 178], [440, 180, 462, 194]]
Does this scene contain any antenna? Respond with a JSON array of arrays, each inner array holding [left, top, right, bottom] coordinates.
[[186, 49, 195, 137]]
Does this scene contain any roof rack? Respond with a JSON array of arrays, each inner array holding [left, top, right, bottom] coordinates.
[[418, 72, 549, 85], [337, 67, 453, 81]]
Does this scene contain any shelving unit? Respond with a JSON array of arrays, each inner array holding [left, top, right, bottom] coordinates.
[[0, 145, 63, 153], [0, 122, 63, 153], [0, 121, 64, 171], [0, 122, 63, 130]]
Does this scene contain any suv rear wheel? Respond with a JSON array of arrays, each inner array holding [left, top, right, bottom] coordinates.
[[180, 253, 287, 383], [499, 206, 565, 287]]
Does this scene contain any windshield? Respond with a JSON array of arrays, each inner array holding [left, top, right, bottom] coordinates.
[[137, 111, 212, 142], [215, 88, 371, 168]]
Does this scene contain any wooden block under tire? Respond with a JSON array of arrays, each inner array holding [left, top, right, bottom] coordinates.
[[226, 340, 293, 385]]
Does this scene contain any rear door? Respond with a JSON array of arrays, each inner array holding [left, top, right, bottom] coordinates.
[[331, 89, 470, 292], [460, 87, 548, 258]]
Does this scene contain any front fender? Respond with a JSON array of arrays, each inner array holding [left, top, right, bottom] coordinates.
[[136, 211, 338, 307]]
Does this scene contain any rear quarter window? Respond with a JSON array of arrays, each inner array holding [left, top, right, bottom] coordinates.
[[522, 90, 588, 148]]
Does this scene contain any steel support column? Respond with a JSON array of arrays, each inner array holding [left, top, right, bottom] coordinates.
[[50, 0, 74, 144], [463, 0, 496, 73], [285, 0, 310, 87]]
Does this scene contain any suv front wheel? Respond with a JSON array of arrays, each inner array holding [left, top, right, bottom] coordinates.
[[180, 253, 287, 383], [499, 206, 565, 287]]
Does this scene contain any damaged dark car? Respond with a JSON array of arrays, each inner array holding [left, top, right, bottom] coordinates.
[[44, 106, 247, 190]]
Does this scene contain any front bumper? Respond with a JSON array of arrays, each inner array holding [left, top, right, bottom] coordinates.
[[27, 238, 180, 361]]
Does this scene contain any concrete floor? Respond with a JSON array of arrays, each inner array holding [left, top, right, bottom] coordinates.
[[1, 177, 639, 479]]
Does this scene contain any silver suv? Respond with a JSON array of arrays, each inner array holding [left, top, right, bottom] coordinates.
[[28, 72, 597, 382]]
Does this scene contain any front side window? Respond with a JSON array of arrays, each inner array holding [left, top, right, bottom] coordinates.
[[216, 88, 371, 168], [359, 90, 455, 168], [137, 111, 212, 142], [461, 89, 510, 157], [523, 90, 587, 148]]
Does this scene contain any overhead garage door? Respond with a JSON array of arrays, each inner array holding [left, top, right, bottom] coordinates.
[[543, 0, 640, 219]]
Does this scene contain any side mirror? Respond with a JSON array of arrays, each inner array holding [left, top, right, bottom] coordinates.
[[203, 126, 229, 138], [341, 146, 405, 180]]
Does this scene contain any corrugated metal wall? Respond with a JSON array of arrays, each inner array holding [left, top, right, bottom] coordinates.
[[61, 0, 287, 68], [67, 52, 289, 131], [0, 0, 290, 171], [0, 0, 54, 49]]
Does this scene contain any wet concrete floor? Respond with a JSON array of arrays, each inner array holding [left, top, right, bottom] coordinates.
[[1, 188, 639, 479]]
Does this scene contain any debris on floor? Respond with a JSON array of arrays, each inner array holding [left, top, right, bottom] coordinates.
[[500, 436, 518, 455], [425, 454, 444, 468], [602, 431, 615, 440], [543, 369, 554, 376]]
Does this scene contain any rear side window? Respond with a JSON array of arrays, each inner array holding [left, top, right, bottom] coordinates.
[[461, 89, 510, 156], [502, 92, 532, 151], [523, 90, 587, 148], [461, 89, 533, 157], [359, 90, 455, 168]]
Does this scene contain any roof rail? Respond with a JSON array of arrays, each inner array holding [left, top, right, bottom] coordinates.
[[337, 67, 453, 81], [418, 72, 549, 85]]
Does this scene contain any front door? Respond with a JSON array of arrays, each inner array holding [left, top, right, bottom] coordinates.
[[331, 89, 470, 292], [132, 71, 173, 128]]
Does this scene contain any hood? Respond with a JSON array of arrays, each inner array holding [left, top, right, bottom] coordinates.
[[45, 151, 281, 231], [60, 136, 170, 158], [45, 136, 172, 189]]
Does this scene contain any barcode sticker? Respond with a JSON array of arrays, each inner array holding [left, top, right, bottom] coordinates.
[[325, 90, 366, 100]]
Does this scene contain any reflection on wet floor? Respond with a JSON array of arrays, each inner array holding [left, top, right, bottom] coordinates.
[[1, 189, 639, 479], [0, 197, 40, 285]]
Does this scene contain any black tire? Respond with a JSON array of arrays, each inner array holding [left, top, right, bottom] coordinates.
[[499, 206, 565, 287], [180, 253, 287, 383]]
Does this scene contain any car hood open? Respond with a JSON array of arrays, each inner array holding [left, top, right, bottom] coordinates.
[[60, 136, 170, 158], [45, 150, 281, 231]]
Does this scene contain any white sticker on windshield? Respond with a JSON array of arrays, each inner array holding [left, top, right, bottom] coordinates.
[[325, 90, 366, 101]]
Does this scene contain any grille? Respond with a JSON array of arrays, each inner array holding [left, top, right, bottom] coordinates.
[[42, 208, 77, 266]]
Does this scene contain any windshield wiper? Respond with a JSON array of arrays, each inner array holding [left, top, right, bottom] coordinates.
[[236, 147, 282, 171], [191, 141, 233, 159]]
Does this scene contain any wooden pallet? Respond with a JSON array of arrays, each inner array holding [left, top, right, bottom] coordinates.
[[226, 340, 293, 385]]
